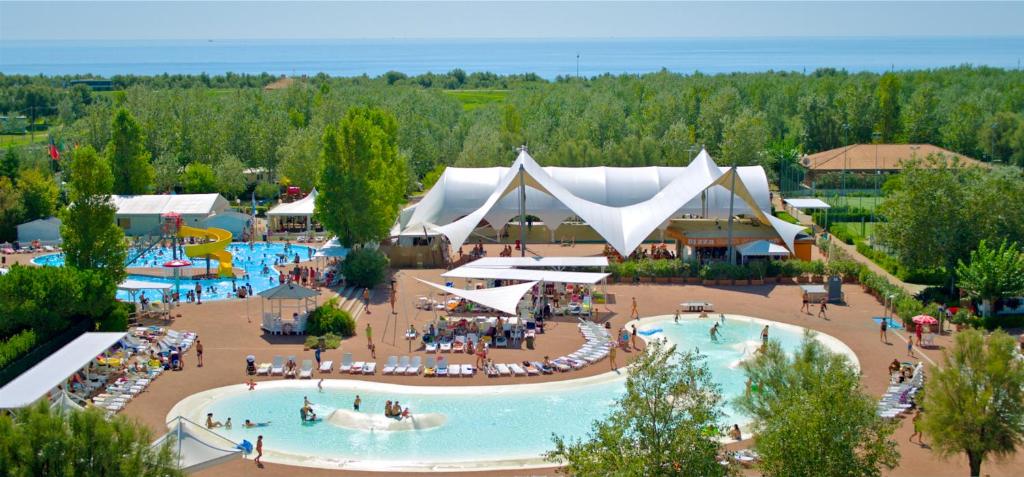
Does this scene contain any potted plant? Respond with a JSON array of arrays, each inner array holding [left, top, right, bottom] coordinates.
[[810, 260, 826, 283], [699, 264, 715, 286], [732, 264, 751, 286], [749, 261, 767, 285]]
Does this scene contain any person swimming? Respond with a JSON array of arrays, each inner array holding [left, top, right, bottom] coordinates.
[[244, 419, 271, 428]]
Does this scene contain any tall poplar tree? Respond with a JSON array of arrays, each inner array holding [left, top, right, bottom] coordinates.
[[60, 146, 127, 286], [107, 108, 154, 195]]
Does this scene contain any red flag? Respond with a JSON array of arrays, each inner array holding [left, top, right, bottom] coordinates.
[[48, 138, 60, 161]]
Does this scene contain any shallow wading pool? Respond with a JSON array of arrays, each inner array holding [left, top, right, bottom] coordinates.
[[168, 315, 858, 471]]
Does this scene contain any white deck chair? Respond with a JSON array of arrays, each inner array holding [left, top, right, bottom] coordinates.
[[382, 356, 399, 374], [496, 363, 511, 376], [270, 356, 285, 375], [394, 356, 410, 375], [406, 356, 422, 375], [319, 360, 333, 373], [350, 361, 365, 374], [339, 353, 353, 373], [461, 364, 475, 376], [449, 364, 461, 376], [256, 362, 272, 375], [299, 359, 313, 379], [509, 363, 527, 376], [362, 361, 376, 374]]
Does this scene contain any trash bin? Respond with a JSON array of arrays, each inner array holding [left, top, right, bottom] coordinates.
[[526, 335, 535, 350]]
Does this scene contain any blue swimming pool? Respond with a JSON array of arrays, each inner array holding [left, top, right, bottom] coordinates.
[[170, 315, 857, 471], [33, 242, 315, 301]]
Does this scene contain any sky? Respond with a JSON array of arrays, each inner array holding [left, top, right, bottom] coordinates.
[[1, 1, 1023, 41]]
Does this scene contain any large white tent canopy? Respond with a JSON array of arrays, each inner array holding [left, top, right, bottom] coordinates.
[[784, 198, 831, 210], [415, 278, 537, 315], [398, 149, 804, 257], [0, 332, 126, 409], [442, 265, 609, 285], [737, 240, 791, 257], [267, 188, 318, 217], [465, 256, 608, 269], [118, 279, 174, 291], [154, 417, 242, 473]]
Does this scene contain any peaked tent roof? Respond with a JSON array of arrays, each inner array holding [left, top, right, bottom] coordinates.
[[0, 332, 126, 409], [112, 194, 227, 216], [466, 256, 609, 268], [153, 416, 242, 473], [737, 240, 791, 257], [50, 390, 85, 414], [415, 278, 537, 315], [267, 188, 318, 217], [442, 266, 609, 285], [258, 283, 320, 300], [430, 150, 805, 257]]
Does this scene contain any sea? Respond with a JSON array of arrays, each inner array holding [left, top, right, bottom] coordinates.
[[1, 37, 1022, 78]]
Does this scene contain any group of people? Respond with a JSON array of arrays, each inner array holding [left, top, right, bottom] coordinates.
[[300, 396, 320, 422], [799, 295, 829, 318], [207, 413, 270, 429], [383, 399, 412, 420]]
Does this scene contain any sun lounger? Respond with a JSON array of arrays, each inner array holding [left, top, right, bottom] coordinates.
[[339, 353, 353, 373], [436, 358, 449, 376], [495, 363, 511, 376], [549, 359, 571, 372], [270, 356, 285, 375], [406, 356, 422, 375], [299, 360, 313, 379], [424, 356, 436, 377], [486, 363, 499, 377], [522, 361, 540, 375], [319, 360, 333, 373], [425, 341, 437, 352], [394, 356, 410, 374], [461, 364, 475, 376], [350, 361, 365, 374], [495, 336, 508, 347], [452, 337, 465, 353], [531, 361, 553, 374], [440, 338, 452, 353], [382, 356, 399, 374], [256, 362, 272, 375], [509, 363, 527, 376], [449, 364, 461, 376], [362, 362, 376, 374]]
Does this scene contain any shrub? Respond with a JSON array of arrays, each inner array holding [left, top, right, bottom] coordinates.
[[307, 298, 356, 337], [0, 330, 37, 370], [773, 210, 800, 224], [304, 333, 342, 350], [340, 247, 389, 288]]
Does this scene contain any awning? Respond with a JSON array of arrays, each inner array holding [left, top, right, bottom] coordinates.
[[266, 188, 318, 217], [154, 416, 242, 473], [258, 283, 320, 300], [442, 266, 609, 284], [118, 279, 174, 291], [784, 198, 831, 209], [415, 278, 537, 315], [465, 256, 609, 268], [737, 240, 791, 257], [0, 332, 127, 409]]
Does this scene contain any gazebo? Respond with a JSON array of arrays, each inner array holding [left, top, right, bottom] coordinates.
[[258, 282, 319, 335]]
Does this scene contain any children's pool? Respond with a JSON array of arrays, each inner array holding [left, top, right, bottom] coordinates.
[[32, 242, 315, 301], [168, 315, 857, 471]]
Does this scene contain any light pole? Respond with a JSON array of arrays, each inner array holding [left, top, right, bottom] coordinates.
[[872, 131, 881, 223]]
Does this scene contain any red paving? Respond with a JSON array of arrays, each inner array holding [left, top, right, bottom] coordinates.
[[7, 246, 1023, 477]]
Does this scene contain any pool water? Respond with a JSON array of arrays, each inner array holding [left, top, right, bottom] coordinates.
[[33, 242, 315, 301], [185, 315, 847, 469]]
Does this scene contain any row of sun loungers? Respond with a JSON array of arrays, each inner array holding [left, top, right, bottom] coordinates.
[[878, 363, 925, 418]]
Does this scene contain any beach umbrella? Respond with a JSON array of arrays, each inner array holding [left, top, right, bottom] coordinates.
[[912, 315, 938, 325]]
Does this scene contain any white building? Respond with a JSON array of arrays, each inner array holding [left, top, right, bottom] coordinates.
[[112, 194, 230, 236], [16, 217, 62, 245]]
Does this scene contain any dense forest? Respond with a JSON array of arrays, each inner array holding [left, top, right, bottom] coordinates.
[[2, 66, 1024, 199]]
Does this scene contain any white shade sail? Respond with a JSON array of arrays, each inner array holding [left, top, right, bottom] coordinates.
[[415, 278, 537, 315], [118, 279, 174, 291], [0, 332, 127, 409], [784, 198, 831, 209], [153, 416, 242, 473], [442, 266, 609, 285], [466, 256, 609, 268], [267, 188, 318, 217]]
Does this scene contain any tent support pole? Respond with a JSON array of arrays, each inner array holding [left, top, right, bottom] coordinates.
[[519, 166, 526, 257], [726, 168, 737, 265]]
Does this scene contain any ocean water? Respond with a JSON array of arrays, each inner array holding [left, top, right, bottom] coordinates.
[[199, 315, 813, 466], [2, 37, 1022, 78]]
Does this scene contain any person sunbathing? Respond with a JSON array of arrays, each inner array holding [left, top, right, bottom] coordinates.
[[244, 419, 271, 428], [284, 360, 297, 378], [206, 413, 223, 428]]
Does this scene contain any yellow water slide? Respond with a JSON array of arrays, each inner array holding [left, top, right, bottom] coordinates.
[[177, 225, 234, 278]]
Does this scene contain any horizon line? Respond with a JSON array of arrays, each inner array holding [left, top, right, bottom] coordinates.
[[5, 34, 1024, 42]]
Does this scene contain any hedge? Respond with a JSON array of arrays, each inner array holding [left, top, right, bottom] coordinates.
[[0, 330, 37, 370], [340, 248, 389, 288]]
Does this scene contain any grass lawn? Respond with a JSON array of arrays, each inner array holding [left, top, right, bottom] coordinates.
[[443, 90, 508, 111], [0, 134, 49, 147], [823, 195, 883, 211], [833, 221, 878, 241]]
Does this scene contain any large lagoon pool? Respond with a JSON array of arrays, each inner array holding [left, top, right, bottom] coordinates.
[[33, 242, 315, 301], [169, 315, 857, 471]]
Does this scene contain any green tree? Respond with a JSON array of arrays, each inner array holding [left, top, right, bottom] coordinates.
[[0, 176, 24, 242], [213, 153, 246, 198], [151, 154, 180, 193], [1, 146, 19, 181], [977, 112, 1024, 164], [901, 83, 939, 144], [955, 239, 1024, 317], [338, 247, 390, 288], [720, 109, 769, 167], [736, 334, 899, 477], [277, 127, 321, 192], [0, 401, 183, 477], [941, 99, 985, 158], [921, 329, 1024, 477], [107, 108, 154, 194], [546, 341, 731, 477], [180, 162, 217, 194], [17, 168, 59, 221], [60, 146, 127, 286], [875, 73, 901, 142], [314, 107, 408, 247]]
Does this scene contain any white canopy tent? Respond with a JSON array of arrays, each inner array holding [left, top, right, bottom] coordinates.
[[0, 332, 127, 409], [737, 240, 791, 258], [153, 416, 242, 473], [118, 279, 173, 304], [442, 265, 609, 285], [267, 188, 318, 233], [465, 256, 609, 269], [400, 149, 805, 258], [783, 198, 831, 209], [314, 237, 349, 259], [50, 389, 85, 414], [415, 278, 538, 315]]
